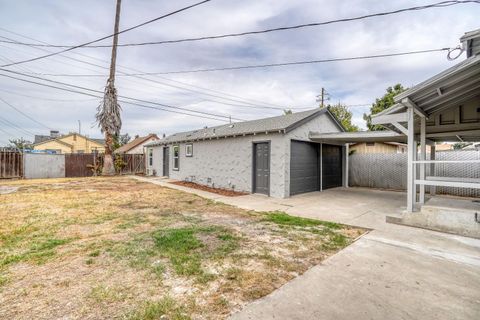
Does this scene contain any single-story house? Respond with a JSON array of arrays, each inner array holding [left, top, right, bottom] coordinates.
[[115, 134, 159, 155], [146, 108, 347, 198], [32, 131, 105, 154], [350, 141, 407, 154]]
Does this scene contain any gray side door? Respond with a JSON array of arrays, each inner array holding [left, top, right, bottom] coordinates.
[[162, 147, 169, 177], [253, 142, 270, 195], [322, 144, 342, 190], [290, 140, 320, 195]]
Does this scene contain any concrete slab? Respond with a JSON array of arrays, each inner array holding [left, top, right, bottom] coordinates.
[[132, 177, 480, 320], [230, 231, 480, 320]]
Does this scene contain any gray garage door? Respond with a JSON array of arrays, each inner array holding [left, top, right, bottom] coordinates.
[[290, 140, 320, 195], [322, 144, 343, 190]]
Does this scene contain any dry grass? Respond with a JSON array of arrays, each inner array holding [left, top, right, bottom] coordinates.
[[0, 177, 366, 319]]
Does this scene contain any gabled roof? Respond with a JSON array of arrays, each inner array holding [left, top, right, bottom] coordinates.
[[115, 134, 159, 153], [32, 133, 104, 147], [148, 108, 342, 146]]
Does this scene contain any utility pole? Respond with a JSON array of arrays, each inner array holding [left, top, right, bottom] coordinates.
[[109, 0, 121, 83], [316, 87, 329, 108], [78, 120, 81, 135]]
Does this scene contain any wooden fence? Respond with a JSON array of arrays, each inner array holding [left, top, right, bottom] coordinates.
[[116, 153, 145, 175], [1, 152, 145, 179], [0, 151, 23, 178], [64, 153, 145, 177], [65, 153, 100, 177]]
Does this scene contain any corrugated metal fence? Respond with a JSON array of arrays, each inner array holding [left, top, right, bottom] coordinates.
[[349, 150, 480, 197]]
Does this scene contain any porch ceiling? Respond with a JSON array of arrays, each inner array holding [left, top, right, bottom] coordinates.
[[309, 130, 406, 144], [394, 54, 480, 116]]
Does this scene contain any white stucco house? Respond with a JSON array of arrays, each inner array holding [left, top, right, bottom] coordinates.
[[115, 134, 159, 155], [146, 108, 347, 198]]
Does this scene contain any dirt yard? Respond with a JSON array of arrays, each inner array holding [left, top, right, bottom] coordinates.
[[0, 177, 366, 319]]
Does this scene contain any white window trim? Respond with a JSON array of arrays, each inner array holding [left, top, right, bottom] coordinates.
[[185, 144, 193, 157], [173, 145, 180, 171], [148, 148, 153, 167]]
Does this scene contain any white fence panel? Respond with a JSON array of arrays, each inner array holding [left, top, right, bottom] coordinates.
[[24, 153, 65, 179]]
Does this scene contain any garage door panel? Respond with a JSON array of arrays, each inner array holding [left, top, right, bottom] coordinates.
[[290, 140, 320, 195], [322, 144, 343, 190]]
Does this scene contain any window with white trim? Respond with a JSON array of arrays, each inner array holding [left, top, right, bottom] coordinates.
[[185, 144, 193, 157], [173, 145, 180, 170], [148, 148, 153, 166]]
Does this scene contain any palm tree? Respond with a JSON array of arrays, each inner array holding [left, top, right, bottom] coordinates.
[[96, 0, 122, 176]]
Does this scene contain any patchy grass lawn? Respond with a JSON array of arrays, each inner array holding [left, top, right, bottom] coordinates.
[[0, 177, 366, 319]]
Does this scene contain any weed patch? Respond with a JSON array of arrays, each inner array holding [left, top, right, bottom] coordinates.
[[263, 211, 341, 229], [127, 296, 190, 320]]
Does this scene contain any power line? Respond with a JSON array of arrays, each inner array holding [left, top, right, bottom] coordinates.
[[0, 71, 245, 123], [0, 126, 19, 139], [0, 33, 289, 111], [0, 114, 37, 137], [0, 68, 246, 121], [0, 97, 52, 130], [29, 48, 449, 75], [0, 0, 213, 68], [0, 28, 301, 110], [0, 88, 97, 102], [0, 1, 476, 49]]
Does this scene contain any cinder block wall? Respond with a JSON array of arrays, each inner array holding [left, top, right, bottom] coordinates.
[[148, 133, 288, 198]]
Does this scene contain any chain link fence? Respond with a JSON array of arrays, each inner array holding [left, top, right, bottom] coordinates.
[[349, 150, 480, 197]]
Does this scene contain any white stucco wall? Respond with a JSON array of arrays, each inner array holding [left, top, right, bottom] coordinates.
[[148, 112, 343, 198]]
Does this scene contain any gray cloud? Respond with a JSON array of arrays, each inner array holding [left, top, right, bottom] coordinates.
[[0, 0, 478, 145]]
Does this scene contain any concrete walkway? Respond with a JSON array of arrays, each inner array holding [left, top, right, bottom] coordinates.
[[133, 177, 480, 320]]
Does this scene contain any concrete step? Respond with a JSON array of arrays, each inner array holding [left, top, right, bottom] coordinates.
[[387, 197, 480, 239]]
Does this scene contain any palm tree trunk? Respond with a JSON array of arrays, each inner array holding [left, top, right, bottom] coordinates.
[[101, 0, 122, 176], [102, 132, 115, 176]]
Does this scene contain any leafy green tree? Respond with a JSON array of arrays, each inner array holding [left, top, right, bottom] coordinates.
[[112, 133, 131, 151], [327, 103, 359, 132], [453, 142, 470, 150], [8, 138, 32, 150], [363, 84, 406, 131], [283, 109, 293, 115]]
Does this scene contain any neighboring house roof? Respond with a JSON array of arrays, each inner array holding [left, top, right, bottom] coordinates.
[[91, 138, 106, 145], [34, 135, 53, 144], [115, 134, 159, 154], [148, 108, 343, 146], [32, 133, 104, 147]]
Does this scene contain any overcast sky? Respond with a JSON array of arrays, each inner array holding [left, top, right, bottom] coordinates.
[[0, 0, 478, 145]]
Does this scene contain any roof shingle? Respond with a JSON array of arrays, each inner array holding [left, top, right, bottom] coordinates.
[[148, 108, 329, 146]]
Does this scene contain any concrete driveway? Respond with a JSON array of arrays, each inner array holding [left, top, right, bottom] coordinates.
[[134, 177, 480, 320]]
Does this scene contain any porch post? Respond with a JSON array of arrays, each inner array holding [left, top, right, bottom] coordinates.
[[344, 143, 349, 188], [419, 117, 426, 204], [407, 107, 415, 212], [430, 145, 436, 196], [319, 143, 323, 192]]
